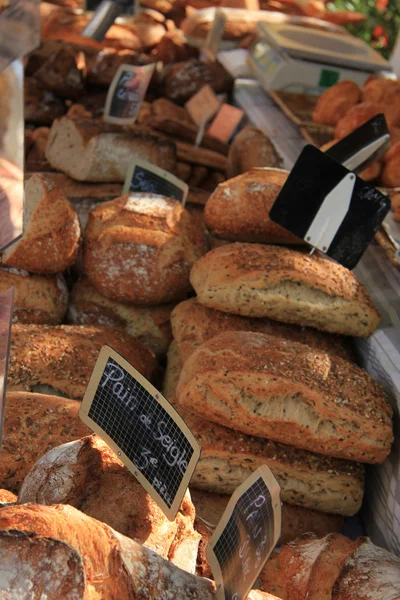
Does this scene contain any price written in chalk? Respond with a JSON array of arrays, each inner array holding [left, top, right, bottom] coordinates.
[[79, 346, 200, 520], [123, 158, 188, 205], [104, 63, 155, 125]]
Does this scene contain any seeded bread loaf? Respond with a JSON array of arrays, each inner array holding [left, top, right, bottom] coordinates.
[[171, 298, 354, 364], [83, 194, 203, 304], [190, 244, 380, 337], [177, 331, 393, 463], [164, 342, 364, 516], [46, 116, 177, 182], [2, 174, 81, 275], [7, 324, 156, 399], [0, 267, 68, 325], [0, 392, 91, 493]]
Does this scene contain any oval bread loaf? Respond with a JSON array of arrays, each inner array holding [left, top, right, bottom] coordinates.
[[83, 194, 204, 304], [190, 244, 380, 337], [176, 331, 393, 463], [227, 126, 282, 178]]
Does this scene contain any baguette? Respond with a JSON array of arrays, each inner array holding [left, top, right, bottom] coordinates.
[[7, 324, 156, 399], [149, 115, 230, 155], [176, 331, 393, 463], [18, 434, 200, 573], [2, 174, 81, 275], [190, 244, 380, 337], [176, 140, 228, 171], [0, 392, 91, 493], [171, 298, 355, 363], [0, 503, 281, 600], [0, 267, 68, 325], [164, 342, 364, 516], [69, 277, 174, 356], [46, 116, 177, 182]]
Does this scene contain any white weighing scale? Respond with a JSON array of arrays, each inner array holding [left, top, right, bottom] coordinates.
[[248, 21, 393, 94]]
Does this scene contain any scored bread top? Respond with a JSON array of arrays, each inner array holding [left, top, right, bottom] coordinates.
[[190, 244, 380, 336]]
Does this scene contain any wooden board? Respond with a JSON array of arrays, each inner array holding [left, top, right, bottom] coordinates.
[[267, 90, 334, 132], [299, 125, 334, 149]]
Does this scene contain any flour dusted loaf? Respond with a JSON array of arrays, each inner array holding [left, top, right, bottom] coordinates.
[[83, 194, 203, 304], [18, 434, 200, 573], [2, 174, 81, 275], [69, 277, 174, 356], [0, 503, 280, 600], [164, 342, 364, 516], [260, 533, 400, 600], [0, 267, 68, 325], [7, 324, 156, 399], [0, 392, 90, 493], [204, 169, 302, 244], [0, 490, 16, 505], [177, 331, 393, 463], [227, 126, 282, 178], [46, 116, 177, 182], [190, 244, 380, 337]]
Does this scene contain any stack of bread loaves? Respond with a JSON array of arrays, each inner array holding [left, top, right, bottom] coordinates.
[[162, 167, 394, 575]]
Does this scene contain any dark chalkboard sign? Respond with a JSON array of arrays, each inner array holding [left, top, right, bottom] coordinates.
[[79, 346, 201, 520], [103, 63, 154, 125], [123, 158, 188, 204], [269, 145, 390, 270], [0, 287, 14, 450], [207, 466, 281, 600]]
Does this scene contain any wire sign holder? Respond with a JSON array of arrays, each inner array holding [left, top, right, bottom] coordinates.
[[79, 346, 201, 520]]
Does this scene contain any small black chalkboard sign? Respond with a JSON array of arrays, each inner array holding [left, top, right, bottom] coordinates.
[[123, 158, 188, 204], [207, 466, 281, 600], [0, 286, 14, 450], [79, 346, 200, 520], [269, 145, 391, 270], [104, 64, 154, 125]]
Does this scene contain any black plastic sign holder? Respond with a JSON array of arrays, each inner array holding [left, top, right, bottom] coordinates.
[[123, 158, 188, 204], [207, 466, 281, 600], [79, 346, 201, 521]]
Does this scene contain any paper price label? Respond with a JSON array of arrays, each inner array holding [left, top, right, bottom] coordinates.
[[123, 158, 188, 205], [104, 63, 155, 125], [207, 104, 244, 144], [185, 85, 221, 128], [207, 466, 281, 600], [79, 346, 200, 520], [0, 287, 13, 450]]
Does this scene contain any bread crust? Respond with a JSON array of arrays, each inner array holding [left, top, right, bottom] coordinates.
[[177, 331, 393, 463], [83, 194, 203, 304], [190, 244, 380, 337], [8, 324, 156, 399], [227, 126, 282, 178], [0, 267, 68, 325], [312, 81, 361, 126]]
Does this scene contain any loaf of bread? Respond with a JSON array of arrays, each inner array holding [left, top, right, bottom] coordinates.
[[0, 392, 91, 493], [177, 331, 393, 463], [312, 81, 361, 126], [0, 490, 16, 505], [260, 533, 400, 600], [227, 126, 282, 177], [0, 267, 68, 325], [34, 45, 87, 99], [190, 244, 380, 337], [24, 78, 66, 125], [7, 324, 156, 399], [83, 194, 203, 304], [204, 169, 303, 243], [69, 277, 174, 356], [18, 434, 200, 573], [46, 116, 177, 182], [2, 174, 81, 275], [0, 503, 279, 600], [87, 48, 148, 87], [164, 342, 364, 516]]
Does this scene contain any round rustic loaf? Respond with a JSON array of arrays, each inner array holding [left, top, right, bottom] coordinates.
[[83, 194, 203, 304], [227, 126, 282, 178]]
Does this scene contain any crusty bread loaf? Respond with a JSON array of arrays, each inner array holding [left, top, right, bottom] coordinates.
[[2, 174, 81, 275], [227, 126, 282, 178], [83, 194, 203, 304], [259, 533, 400, 600], [164, 342, 364, 516], [69, 277, 174, 356], [46, 116, 177, 182], [7, 324, 156, 399], [24, 78, 66, 125], [190, 244, 380, 337], [87, 48, 148, 87], [0, 267, 68, 325], [176, 331, 393, 463], [0, 489, 16, 505], [18, 434, 200, 573], [34, 45, 87, 99], [312, 81, 361, 126], [204, 169, 302, 244], [160, 59, 232, 105], [171, 298, 354, 364], [0, 503, 280, 600], [0, 392, 91, 493]]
